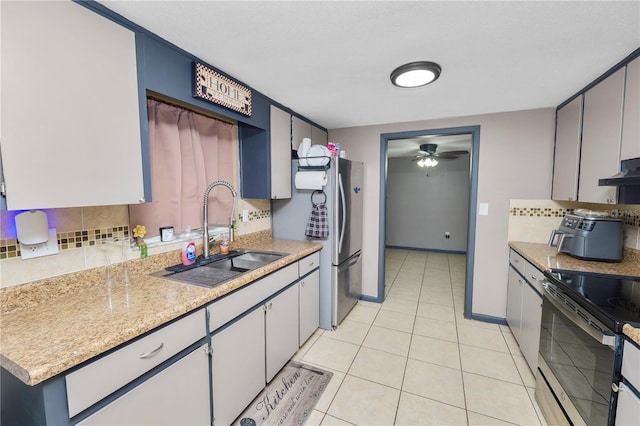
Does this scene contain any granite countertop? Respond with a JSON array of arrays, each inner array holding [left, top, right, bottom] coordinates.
[[509, 241, 640, 345], [0, 232, 322, 386]]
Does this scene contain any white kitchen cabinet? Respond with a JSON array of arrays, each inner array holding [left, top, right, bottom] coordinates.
[[270, 105, 293, 199], [207, 255, 320, 425], [616, 340, 640, 425], [579, 68, 625, 204], [292, 115, 312, 150], [299, 270, 320, 346], [621, 57, 640, 160], [552, 95, 583, 201], [266, 284, 300, 382], [66, 309, 206, 417], [1, 1, 144, 209], [311, 125, 328, 146], [519, 283, 542, 371], [211, 307, 266, 426], [78, 345, 210, 426], [506, 265, 524, 340], [506, 249, 543, 373]]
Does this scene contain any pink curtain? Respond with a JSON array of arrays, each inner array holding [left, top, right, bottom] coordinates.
[[129, 99, 235, 238]]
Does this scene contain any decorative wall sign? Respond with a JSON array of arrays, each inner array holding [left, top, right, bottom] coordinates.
[[193, 62, 252, 116]]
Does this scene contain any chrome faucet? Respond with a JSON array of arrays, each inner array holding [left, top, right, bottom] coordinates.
[[202, 180, 237, 259]]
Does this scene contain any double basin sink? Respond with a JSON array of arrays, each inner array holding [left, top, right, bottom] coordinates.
[[151, 250, 288, 289]]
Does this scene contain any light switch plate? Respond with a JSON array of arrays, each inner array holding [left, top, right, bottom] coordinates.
[[20, 228, 59, 259], [479, 203, 489, 216], [242, 209, 249, 223]]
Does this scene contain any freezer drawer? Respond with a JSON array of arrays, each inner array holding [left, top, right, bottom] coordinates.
[[334, 251, 362, 327]]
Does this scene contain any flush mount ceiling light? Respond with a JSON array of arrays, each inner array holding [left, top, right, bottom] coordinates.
[[390, 61, 441, 88]]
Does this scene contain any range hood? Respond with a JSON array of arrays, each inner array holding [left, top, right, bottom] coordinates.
[[599, 157, 640, 204], [599, 157, 640, 186]]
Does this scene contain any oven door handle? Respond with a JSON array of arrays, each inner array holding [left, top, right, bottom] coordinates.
[[542, 282, 616, 348]]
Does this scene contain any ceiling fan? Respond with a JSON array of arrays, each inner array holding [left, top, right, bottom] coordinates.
[[412, 143, 469, 167]]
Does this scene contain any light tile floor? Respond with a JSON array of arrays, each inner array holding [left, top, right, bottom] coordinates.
[[293, 249, 548, 426]]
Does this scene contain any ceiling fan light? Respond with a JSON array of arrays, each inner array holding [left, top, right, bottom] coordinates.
[[431, 159, 439, 167], [417, 158, 425, 167], [391, 61, 441, 88]]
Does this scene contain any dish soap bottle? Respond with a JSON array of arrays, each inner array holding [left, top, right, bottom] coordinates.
[[182, 241, 197, 266]]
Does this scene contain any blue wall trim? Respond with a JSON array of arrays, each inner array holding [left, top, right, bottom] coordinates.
[[385, 245, 467, 255], [379, 125, 480, 319], [469, 313, 508, 326], [360, 294, 384, 304]]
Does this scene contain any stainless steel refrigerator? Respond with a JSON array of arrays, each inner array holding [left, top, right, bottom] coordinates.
[[272, 157, 364, 330]]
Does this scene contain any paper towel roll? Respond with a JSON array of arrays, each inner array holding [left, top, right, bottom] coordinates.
[[295, 171, 327, 190]]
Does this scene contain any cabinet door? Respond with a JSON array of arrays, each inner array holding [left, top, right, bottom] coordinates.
[[520, 283, 542, 373], [212, 307, 266, 426], [506, 266, 524, 340], [311, 125, 328, 146], [299, 270, 320, 346], [552, 96, 583, 201], [270, 105, 292, 199], [615, 383, 640, 426], [1, 1, 144, 209], [265, 285, 300, 382], [579, 68, 625, 204], [292, 116, 312, 150], [79, 345, 210, 426], [621, 57, 640, 160]]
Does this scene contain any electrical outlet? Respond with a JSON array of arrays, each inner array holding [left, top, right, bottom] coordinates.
[[19, 228, 59, 260], [445, 232, 450, 239], [242, 209, 249, 223]]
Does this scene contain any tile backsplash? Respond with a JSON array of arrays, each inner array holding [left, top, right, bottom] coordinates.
[[0, 201, 271, 288], [508, 199, 640, 249]]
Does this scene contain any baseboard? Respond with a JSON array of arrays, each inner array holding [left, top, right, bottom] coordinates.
[[385, 245, 466, 255], [468, 312, 508, 326]]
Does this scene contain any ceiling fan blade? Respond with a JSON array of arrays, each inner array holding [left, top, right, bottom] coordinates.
[[438, 150, 469, 156]]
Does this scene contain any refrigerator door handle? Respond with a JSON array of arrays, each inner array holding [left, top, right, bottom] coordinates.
[[338, 173, 346, 255], [337, 252, 361, 272]]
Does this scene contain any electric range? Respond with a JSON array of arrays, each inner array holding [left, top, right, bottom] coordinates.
[[545, 270, 640, 332]]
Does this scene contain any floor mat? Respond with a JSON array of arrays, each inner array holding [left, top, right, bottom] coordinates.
[[234, 361, 333, 426]]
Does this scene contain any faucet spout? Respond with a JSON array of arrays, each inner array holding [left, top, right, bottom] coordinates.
[[203, 180, 237, 259]]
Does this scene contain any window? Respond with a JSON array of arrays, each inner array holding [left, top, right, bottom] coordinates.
[[129, 99, 237, 238]]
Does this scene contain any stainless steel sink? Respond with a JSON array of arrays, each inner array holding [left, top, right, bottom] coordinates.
[[150, 250, 288, 289]]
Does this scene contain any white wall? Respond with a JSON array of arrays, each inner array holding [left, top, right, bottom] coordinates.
[[329, 107, 555, 319], [386, 155, 470, 251]]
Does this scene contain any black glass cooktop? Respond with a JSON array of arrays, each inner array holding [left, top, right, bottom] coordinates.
[[545, 270, 640, 332]]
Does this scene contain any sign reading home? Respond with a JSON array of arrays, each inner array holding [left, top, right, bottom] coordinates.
[[193, 62, 252, 116]]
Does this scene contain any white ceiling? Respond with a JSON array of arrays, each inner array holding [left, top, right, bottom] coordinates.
[[98, 1, 639, 130]]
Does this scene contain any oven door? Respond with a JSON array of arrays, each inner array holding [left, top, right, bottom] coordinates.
[[537, 281, 618, 426]]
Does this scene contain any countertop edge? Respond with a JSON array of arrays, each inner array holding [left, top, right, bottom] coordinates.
[[1, 237, 322, 386]]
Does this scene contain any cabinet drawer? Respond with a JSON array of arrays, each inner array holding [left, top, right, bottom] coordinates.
[[208, 263, 298, 331], [66, 309, 205, 417], [299, 251, 320, 277], [77, 344, 210, 425], [509, 250, 526, 275], [524, 261, 545, 294], [622, 340, 640, 389]]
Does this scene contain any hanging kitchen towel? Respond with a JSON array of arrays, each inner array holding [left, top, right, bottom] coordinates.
[[305, 191, 329, 239]]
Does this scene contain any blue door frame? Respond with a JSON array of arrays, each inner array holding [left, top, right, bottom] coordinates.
[[377, 126, 480, 319]]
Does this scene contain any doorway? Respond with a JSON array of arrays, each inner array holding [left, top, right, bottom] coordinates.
[[378, 126, 480, 318]]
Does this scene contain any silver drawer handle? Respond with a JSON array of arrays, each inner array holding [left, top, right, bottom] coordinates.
[[139, 342, 164, 359], [308, 261, 315, 267]]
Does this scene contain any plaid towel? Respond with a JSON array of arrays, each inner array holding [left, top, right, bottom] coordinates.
[[305, 202, 329, 239]]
